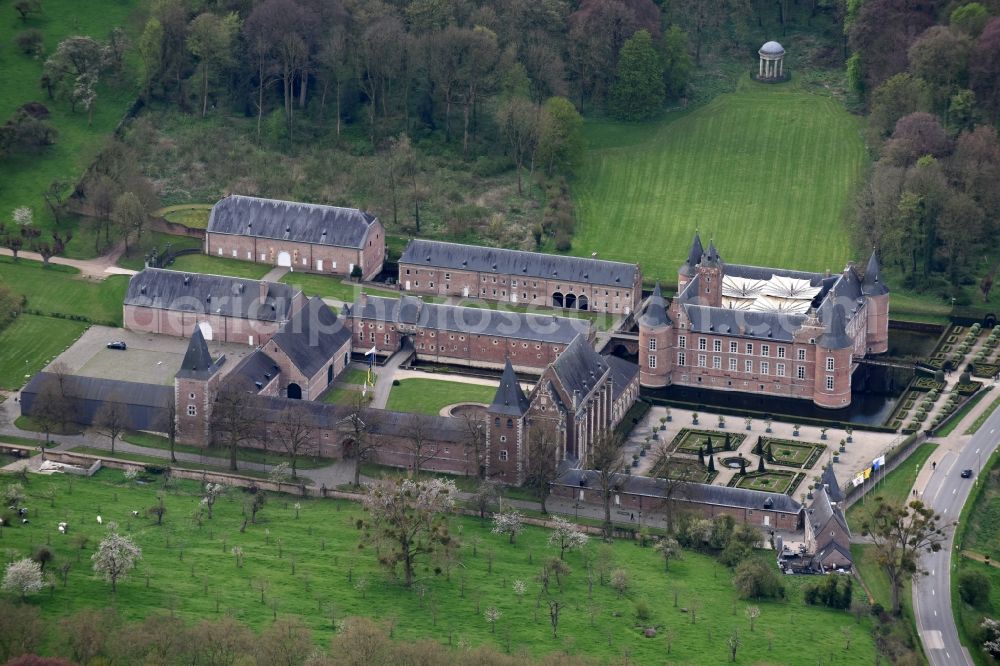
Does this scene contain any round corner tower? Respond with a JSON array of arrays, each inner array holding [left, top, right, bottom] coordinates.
[[812, 305, 853, 409], [639, 283, 672, 388], [862, 249, 890, 355]]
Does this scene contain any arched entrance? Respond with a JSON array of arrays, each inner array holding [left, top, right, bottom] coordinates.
[[985, 314, 997, 328], [552, 292, 564, 308], [277, 251, 292, 267], [287, 383, 302, 399], [327, 365, 334, 384], [197, 321, 213, 341], [565, 293, 577, 309], [578, 295, 589, 311]]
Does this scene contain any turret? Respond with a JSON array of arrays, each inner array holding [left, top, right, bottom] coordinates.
[[174, 327, 223, 445], [862, 250, 889, 354], [678, 233, 703, 291], [485, 359, 531, 484], [694, 241, 723, 308], [638, 282, 672, 388], [813, 304, 853, 409]]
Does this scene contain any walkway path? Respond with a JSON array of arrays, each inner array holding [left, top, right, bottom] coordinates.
[[0, 243, 135, 280], [261, 266, 290, 283]]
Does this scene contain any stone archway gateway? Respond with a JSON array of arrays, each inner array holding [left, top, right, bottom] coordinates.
[[552, 292, 564, 308], [757, 41, 785, 80], [277, 251, 292, 267], [565, 293, 577, 309], [287, 383, 302, 399]]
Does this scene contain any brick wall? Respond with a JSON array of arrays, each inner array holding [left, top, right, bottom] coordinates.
[[206, 233, 373, 278]]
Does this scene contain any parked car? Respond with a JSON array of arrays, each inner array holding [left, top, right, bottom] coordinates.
[[961, 469, 973, 478], [106, 341, 127, 350]]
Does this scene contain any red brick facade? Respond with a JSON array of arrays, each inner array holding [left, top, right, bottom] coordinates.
[[124, 300, 303, 346]]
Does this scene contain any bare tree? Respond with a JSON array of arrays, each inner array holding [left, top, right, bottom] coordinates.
[[651, 445, 694, 532], [274, 404, 316, 479], [94, 398, 128, 455], [462, 413, 487, 478], [524, 423, 560, 513], [591, 429, 627, 540], [403, 414, 438, 476], [210, 384, 260, 471], [30, 381, 67, 447], [340, 392, 381, 487], [159, 397, 178, 463], [726, 628, 742, 662]]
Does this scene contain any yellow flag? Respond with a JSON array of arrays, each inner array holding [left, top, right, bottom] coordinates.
[[863, 467, 872, 479]]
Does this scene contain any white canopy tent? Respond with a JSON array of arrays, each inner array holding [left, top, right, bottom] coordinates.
[[720, 274, 820, 314]]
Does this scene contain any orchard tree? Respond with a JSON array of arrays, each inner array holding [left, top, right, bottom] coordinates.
[[360, 478, 457, 587], [654, 536, 682, 571], [548, 516, 589, 559], [42, 37, 108, 111], [92, 532, 142, 593], [201, 483, 225, 519], [471, 478, 501, 523], [492, 510, 525, 544], [2, 559, 44, 600], [13, 0, 42, 22], [609, 30, 664, 120], [861, 498, 949, 615]]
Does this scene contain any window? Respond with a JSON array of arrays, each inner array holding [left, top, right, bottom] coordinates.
[[648, 355, 657, 369], [499, 450, 508, 461], [429, 282, 434, 288], [678, 336, 687, 349], [761, 345, 770, 357], [494, 418, 500, 427], [746, 343, 753, 355], [713, 356, 721, 369], [826, 376, 835, 391], [776, 363, 786, 377], [677, 352, 686, 366], [384, 334, 390, 344], [745, 360, 753, 373], [826, 357, 835, 371], [713, 339, 722, 352], [187, 405, 196, 416], [729, 341, 738, 353], [797, 366, 806, 380], [698, 354, 707, 368], [444, 273, 450, 280], [698, 338, 707, 351], [761, 361, 769, 375], [729, 358, 738, 371], [232, 249, 237, 257], [507, 419, 513, 428], [189, 393, 196, 400], [797, 349, 806, 361], [777, 347, 786, 359], [649, 338, 657, 351]]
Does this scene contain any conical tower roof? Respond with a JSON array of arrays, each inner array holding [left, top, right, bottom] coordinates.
[[817, 303, 852, 349], [176, 327, 217, 379], [679, 233, 704, 276], [489, 359, 531, 417], [639, 282, 671, 328], [862, 250, 889, 296]]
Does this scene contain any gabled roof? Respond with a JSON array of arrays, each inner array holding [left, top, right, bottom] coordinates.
[[606, 355, 640, 403], [639, 282, 671, 328], [551, 334, 609, 402], [176, 327, 218, 380], [812, 541, 852, 569], [863, 250, 889, 296], [270, 297, 351, 378], [227, 350, 279, 393], [822, 464, 845, 503], [808, 488, 850, 538], [399, 239, 639, 288], [554, 470, 802, 514], [683, 303, 806, 342], [489, 360, 531, 417], [208, 194, 377, 249], [21, 373, 172, 431], [125, 269, 299, 322], [346, 295, 589, 345]]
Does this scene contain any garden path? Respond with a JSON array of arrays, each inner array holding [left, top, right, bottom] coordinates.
[[0, 243, 133, 280]]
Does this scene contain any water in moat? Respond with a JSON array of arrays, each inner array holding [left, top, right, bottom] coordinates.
[[638, 324, 942, 427]]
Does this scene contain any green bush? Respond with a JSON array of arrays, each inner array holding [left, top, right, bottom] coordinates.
[[958, 570, 990, 608]]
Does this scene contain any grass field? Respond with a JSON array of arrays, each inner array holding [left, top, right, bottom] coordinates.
[[156, 204, 214, 229], [121, 431, 337, 472], [731, 470, 797, 494], [0, 314, 88, 389], [280, 272, 400, 302], [845, 442, 938, 532], [573, 78, 866, 279], [670, 429, 745, 454], [116, 232, 204, 271], [386, 378, 497, 415], [0, 256, 128, 324], [320, 385, 363, 406], [759, 438, 825, 469], [0, 0, 144, 259], [168, 254, 271, 279], [0, 470, 875, 663], [966, 396, 1000, 435]]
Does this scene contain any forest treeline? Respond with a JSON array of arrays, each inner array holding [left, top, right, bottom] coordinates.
[[848, 0, 1000, 301]]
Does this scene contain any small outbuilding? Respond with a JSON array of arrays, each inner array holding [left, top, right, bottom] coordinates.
[[758, 41, 786, 80]]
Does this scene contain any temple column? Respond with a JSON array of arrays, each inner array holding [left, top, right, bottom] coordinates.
[[759, 58, 764, 78]]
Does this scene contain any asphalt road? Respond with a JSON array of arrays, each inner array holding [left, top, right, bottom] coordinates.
[[913, 404, 1000, 665]]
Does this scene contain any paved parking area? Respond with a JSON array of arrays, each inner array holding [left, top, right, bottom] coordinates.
[[46, 326, 257, 385]]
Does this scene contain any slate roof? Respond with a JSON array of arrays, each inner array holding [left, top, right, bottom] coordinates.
[[175, 328, 220, 380], [554, 470, 803, 514], [639, 282, 671, 328], [807, 488, 849, 537], [683, 302, 806, 342], [270, 297, 352, 378], [812, 541, 853, 569], [863, 250, 889, 296], [679, 233, 704, 277], [821, 464, 846, 503], [551, 334, 610, 401], [606, 355, 639, 403], [489, 359, 531, 417], [207, 194, 377, 249], [345, 295, 589, 345], [226, 350, 279, 393], [399, 239, 639, 288], [816, 303, 853, 349], [125, 269, 299, 322], [21, 373, 171, 431]]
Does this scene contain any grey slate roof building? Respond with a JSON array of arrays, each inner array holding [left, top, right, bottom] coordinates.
[[175, 328, 224, 380], [489, 359, 531, 417], [862, 250, 889, 296], [551, 333, 610, 399], [226, 349, 279, 393], [821, 463, 846, 503], [400, 239, 639, 288], [20, 373, 172, 431], [346, 294, 589, 345], [208, 194, 378, 249], [606, 355, 640, 403], [269, 297, 352, 378], [638, 282, 671, 328], [125, 268, 299, 322]]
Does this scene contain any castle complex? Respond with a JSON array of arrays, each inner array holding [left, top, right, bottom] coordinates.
[[638, 234, 889, 408]]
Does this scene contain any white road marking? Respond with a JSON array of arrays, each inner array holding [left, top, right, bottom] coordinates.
[[954, 488, 958, 494], [932, 589, 936, 595], [935, 610, 938, 616], [976, 449, 980, 454], [991, 429, 995, 434], [946, 652, 951, 659], [944, 508, 949, 514]]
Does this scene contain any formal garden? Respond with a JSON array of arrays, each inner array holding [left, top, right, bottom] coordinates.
[[752, 437, 825, 470], [647, 456, 713, 484], [727, 470, 804, 495], [667, 429, 746, 456], [0, 469, 876, 663]]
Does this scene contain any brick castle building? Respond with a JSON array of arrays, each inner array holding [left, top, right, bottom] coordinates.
[[638, 235, 890, 409], [206, 195, 385, 280], [398, 239, 641, 314]]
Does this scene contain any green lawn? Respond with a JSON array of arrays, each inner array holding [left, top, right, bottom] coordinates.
[[0, 256, 128, 324], [0, 0, 144, 259], [0, 470, 875, 663], [573, 79, 866, 280], [280, 272, 399, 302], [0, 314, 88, 389], [386, 378, 498, 415], [845, 442, 938, 532], [731, 470, 797, 494], [116, 232, 205, 271], [456, 299, 614, 332], [966, 396, 1000, 435], [670, 428, 745, 454], [320, 385, 364, 406], [121, 430, 337, 472], [156, 204, 214, 229], [167, 254, 271, 279], [66, 446, 293, 482], [337, 367, 370, 385]]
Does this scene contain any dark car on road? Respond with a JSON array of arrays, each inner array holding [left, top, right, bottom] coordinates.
[[106, 341, 127, 350], [961, 469, 973, 478]]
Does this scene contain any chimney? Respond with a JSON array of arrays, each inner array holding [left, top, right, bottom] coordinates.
[[259, 280, 269, 303], [824, 268, 831, 278]]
